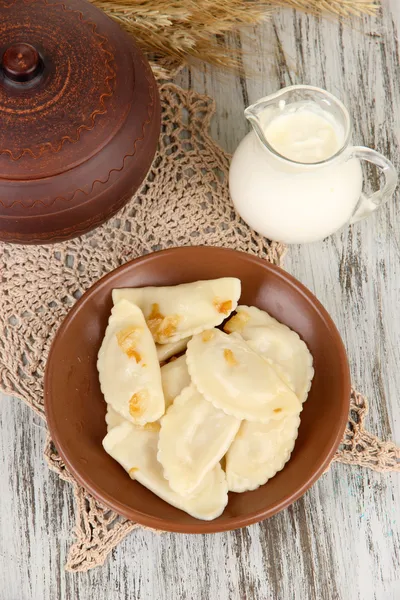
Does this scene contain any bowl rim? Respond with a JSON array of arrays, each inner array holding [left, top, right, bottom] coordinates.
[[44, 246, 351, 533]]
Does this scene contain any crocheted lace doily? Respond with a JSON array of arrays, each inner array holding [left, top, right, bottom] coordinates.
[[0, 80, 398, 572]]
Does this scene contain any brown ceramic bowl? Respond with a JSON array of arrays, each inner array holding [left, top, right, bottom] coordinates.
[[45, 247, 350, 533]]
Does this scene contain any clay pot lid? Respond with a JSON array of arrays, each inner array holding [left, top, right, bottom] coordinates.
[[0, 0, 135, 181]]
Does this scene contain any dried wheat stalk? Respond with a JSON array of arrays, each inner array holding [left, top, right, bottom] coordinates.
[[274, 0, 378, 16], [90, 0, 379, 69]]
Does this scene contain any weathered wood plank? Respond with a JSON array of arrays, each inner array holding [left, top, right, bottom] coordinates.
[[1, 2, 400, 599]]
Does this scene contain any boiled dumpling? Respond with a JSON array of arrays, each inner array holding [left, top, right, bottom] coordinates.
[[105, 353, 188, 431], [105, 405, 126, 432], [160, 355, 191, 410], [103, 421, 228, 520], [158, 385, 240, 496], [97, 300, 165, 425], [187, 329, 301, 422], [112, 278, 241, 344], [106, 353, 188, 431], [224, 306, 314, 403], [226, 414, 301, 492], [156, 337, 191, 363]]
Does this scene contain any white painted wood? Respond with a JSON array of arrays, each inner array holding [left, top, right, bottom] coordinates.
[[1, 3, 400, 599]]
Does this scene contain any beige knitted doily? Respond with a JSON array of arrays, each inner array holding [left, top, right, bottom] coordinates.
[[0, 80, 399, 572]]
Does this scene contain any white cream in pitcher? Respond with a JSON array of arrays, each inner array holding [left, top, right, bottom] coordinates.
[[229, 86, 397, 244], [263, 108, 342, 163]]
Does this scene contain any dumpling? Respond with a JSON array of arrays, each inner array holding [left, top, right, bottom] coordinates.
[[187, 329, 301, 422], [225, 414, 301, 492], [97, 300, 165, 425], [103, 421, 228, 520], [158, 385, 240, 496], [156, 337, 191, 363], [224, 306, 314, 403], [160, 355, 191, 410], [105, 405, 126, 432], [112, 278, 241, 344], [105, 354, 188, 430], [105, 353, 188, 431]]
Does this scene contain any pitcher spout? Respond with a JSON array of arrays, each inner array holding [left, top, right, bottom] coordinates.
[[244, 97, 274, 148], [244, 89, 291, 148]]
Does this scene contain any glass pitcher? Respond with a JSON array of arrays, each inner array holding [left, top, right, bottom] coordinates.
[[229, 85, 397, 244]]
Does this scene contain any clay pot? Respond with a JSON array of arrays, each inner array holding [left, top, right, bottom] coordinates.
[[0, 0, 161, 244]]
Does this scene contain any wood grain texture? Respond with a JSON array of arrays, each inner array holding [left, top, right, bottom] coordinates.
[[1, 2, 400, 599]]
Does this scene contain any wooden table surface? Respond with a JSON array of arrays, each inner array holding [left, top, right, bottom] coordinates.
[[1, 2, 400, 599]]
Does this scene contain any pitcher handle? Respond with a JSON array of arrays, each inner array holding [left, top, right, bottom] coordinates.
[[348, 146, 398, 224]]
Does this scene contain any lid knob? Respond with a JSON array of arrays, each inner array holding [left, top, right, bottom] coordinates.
[[2, 43, 42, 83]]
